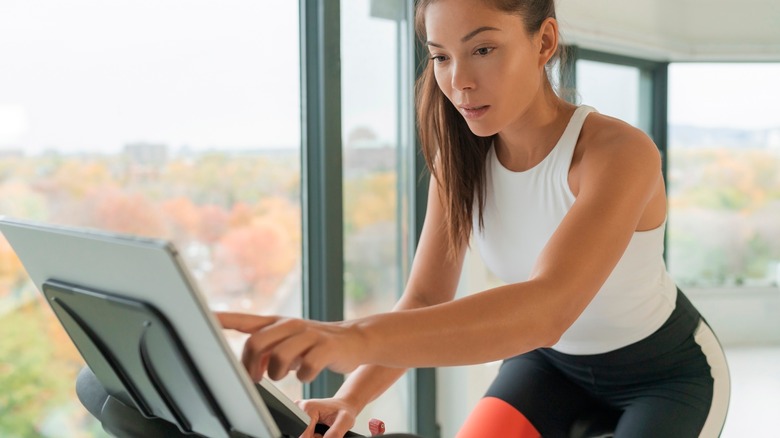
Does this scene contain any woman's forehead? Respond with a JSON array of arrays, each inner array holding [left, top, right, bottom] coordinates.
[[423, 1, 524, 43], [424, 0, 505, 24]]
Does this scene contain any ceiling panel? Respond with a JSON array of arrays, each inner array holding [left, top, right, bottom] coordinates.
[[557, 0, 780, 61]]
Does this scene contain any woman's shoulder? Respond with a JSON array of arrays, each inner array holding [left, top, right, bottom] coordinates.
[[577, 110, 660, 167]]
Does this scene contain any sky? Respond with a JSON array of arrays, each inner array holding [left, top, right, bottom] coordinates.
[[668, 63, 780, 130], [0, 1, 295, 153], [577, 61, 780, 131], [0, 1, 778, 154], [0, 0, 399, 154]]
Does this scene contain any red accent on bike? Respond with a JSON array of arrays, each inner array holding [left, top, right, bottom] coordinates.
[[368, 418, 385, 435]]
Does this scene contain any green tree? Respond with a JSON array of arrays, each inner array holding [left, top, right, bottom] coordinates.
[[0, 300, 103, 437]]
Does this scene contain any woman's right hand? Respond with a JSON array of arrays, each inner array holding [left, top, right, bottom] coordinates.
[[296, 396, 385, 438], [297, 397, 360, 438]]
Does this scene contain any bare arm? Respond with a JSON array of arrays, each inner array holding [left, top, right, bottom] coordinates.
[[351, 122, 666, 367], [328, 176, 466, 409], [219, 118, 665, 379]]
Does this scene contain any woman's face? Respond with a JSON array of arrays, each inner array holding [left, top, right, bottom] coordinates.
[[424, 0, 552, 137]]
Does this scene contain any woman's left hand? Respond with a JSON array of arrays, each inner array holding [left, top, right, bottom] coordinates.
[[215, 312, 368, 382]]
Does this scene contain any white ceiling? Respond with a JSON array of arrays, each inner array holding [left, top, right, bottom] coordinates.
[[556, 0, 780, 61]]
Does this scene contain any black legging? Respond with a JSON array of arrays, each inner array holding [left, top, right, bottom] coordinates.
[[464, 290, 730, 438]]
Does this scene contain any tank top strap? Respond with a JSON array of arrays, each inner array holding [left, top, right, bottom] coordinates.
[[548, 105, 597, 170]]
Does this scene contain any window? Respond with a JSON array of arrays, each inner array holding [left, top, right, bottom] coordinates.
[[341, 0, 414, 432], [0, 1, 301, 435], [668, 63, 780, 288], [577, 60, 642, 125], [575, 58, 654, 134]]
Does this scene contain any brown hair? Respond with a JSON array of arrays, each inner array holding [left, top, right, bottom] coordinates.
[[414, 0, 560, 258]]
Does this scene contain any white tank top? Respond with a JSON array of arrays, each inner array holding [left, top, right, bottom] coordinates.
[[473, 105, 677, 355]]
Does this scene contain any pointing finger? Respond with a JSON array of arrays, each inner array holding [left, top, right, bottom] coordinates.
[[215, 312, 277, 333]]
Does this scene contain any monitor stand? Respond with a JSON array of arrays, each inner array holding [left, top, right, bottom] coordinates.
[[43, 279, 260, 438]]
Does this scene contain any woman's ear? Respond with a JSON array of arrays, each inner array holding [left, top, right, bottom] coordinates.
[[537, 17, 559, 67]]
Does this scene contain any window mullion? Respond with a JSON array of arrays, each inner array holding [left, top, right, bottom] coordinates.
[[300, 0, 344, 399], [410, 25, 439, 438]]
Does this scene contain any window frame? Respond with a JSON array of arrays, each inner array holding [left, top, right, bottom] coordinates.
[[299, 0, 437, 434], [567, 47, 669, 171], [300, 0, 345, 399]]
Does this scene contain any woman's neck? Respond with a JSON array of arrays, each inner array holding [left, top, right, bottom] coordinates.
[[494, 93, 575, 172]]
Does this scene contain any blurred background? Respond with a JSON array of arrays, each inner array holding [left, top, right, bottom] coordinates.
[[1, 0, 778, 436]]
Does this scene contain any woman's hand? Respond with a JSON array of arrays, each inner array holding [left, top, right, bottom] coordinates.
[[297, 397, 357, 438], [297, 397, 385, 438], [215, 312, 369, 382]]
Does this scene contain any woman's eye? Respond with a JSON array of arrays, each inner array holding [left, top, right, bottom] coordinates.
[[430, 55, 447, 63], [475, 47, 494, 56]]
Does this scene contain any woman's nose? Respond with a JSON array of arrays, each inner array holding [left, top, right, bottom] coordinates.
[[450, 61, 476, 91]]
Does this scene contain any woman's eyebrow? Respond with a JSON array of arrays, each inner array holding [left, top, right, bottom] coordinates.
[[461, 26, 501, 42], [426, 26, 501, 48]]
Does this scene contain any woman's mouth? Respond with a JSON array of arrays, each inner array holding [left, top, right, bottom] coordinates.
[[460, 105, 490, 120]]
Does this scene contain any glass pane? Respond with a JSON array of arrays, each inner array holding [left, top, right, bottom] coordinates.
[[0, 1, 301, 436], [668, 63, 780, 288], [341, 0, 412, 434], [576, 59, 645, 131]]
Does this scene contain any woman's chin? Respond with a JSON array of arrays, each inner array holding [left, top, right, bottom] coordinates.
[[465, 122, 498, 138]]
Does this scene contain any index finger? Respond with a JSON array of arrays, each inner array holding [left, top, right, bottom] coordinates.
[[299, 410, 320, 438], [214, 312, 278, 333]]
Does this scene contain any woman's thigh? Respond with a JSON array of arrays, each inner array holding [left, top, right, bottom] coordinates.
[[615, 392, 708, 438], [613, 321, 730, 438], [458, 350, 615, 438]]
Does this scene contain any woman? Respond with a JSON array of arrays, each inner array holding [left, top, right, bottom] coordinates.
[[220, 0, 730, 437]]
